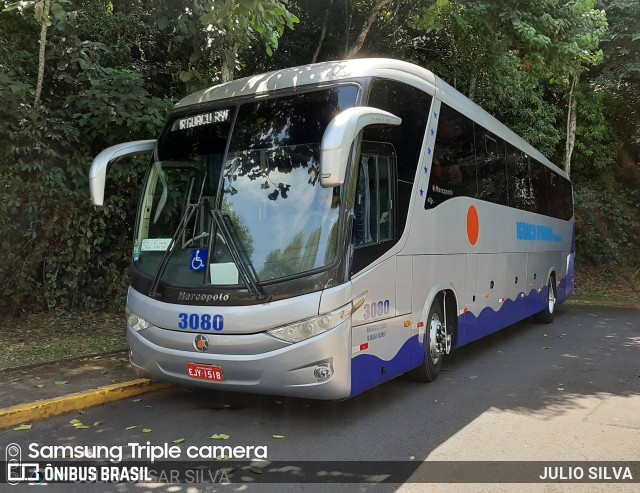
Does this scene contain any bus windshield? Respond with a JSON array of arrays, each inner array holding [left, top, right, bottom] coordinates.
[[134, 85, 358, 288]]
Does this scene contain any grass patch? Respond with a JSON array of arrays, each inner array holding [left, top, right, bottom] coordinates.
[[569, 266, 640, 308], [0, 311, 127, 370]]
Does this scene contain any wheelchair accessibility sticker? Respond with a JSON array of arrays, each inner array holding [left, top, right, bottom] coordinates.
[[190, 249, 208, 271]]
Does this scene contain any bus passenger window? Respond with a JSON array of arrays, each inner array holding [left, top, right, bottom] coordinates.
[[475, 125, 508, 206], [530, 162, 548, 216], [425, 103, 477, 209], [365, 79, 432, 236], [559, 177, 574, 220], [547, 170, 561, 217], [506, 144, 534, 212]]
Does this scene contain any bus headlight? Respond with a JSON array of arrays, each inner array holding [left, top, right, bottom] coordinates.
[[126, 307, 151, 332], [267, 302, 351, 343]]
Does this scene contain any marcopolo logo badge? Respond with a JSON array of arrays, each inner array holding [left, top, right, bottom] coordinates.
[[194, 334, 209, 352]]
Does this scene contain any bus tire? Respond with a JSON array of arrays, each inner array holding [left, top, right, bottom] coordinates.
[[410, 298, 444, 382], [535, 275, 556, 324]]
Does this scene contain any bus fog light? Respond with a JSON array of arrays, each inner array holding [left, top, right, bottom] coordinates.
[[314, 363, 333, 381]]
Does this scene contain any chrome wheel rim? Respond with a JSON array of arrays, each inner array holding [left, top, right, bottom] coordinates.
[[548, 279, 556, 314], [428, 312, 443, 365]]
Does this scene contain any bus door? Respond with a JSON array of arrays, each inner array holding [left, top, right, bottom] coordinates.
[[351, 141, 397, 274], [350, 142, 413, 393]]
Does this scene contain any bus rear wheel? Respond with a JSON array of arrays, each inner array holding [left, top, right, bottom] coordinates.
[[535, 275, 556, 324], [410, 299, 445, 382]]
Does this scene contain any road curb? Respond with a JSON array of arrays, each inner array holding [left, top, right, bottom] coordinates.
[[0, 379, 174, 430]]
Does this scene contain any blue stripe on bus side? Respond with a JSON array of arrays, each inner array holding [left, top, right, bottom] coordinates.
[[350, 335, 420, 397], [457, 287, 548, 347], [351, 282, 573, 396]]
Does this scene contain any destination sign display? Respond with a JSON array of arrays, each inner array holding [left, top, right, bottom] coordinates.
[[174, 109, 230, 131]]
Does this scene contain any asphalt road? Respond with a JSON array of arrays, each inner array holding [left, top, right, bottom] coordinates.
[[2, 304, 639, 493]]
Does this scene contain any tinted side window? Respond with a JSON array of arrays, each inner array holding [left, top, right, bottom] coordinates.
[[506, 143, 534, 212], [475, 125, 508, 206], [547, 170, 561, 218], [529, 161, 548, 216], [559, 177, 574, 220], [426, 104, 477, 209], [365, 79, 432, 235]]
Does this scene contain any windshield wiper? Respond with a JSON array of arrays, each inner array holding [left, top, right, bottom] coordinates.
[[148, 203, 196, 298], [149, 172, 207, 298], [210, 208, 268, 301]]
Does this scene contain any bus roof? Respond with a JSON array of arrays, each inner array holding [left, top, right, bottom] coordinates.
[[174, 58, 437, 108], [174, 58, 568, 180]]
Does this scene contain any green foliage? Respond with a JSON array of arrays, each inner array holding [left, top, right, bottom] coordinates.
[[411, 1, 567, 158], [0, 2, 170, 315], [571, 85, 623, 176], [159, 0, 298, 87], [574, 179, 640, 267], [0, 93, 150, 314], [595, 0, 640, 145], [412, 0, 607, 79], [68, 67, 171, 147]]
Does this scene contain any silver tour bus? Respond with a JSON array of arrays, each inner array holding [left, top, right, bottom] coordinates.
[[90, 59, 575, 399]]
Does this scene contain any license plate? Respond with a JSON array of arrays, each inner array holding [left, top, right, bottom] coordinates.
[[186, 363, 224, 382]]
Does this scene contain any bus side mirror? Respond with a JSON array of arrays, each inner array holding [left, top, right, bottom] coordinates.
[[89, 139, 156, 206], [319, 107, 401, 188]]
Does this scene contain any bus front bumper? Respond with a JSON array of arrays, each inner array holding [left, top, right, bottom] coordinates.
[[127, 320, 352, 400]]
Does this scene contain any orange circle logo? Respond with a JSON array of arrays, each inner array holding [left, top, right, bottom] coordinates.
[[467, 205, 479, 246]]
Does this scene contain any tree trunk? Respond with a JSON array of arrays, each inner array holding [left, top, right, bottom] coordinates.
[[217, 0, 237, 83], [221, 43, 237, 83], [312, 0, 334, 63], [468, 76, 477, 101], [563, 72, 580, 176], [34, 0, 51, 106], [344, 0, 352, 55], [344, 0, 393, 58]]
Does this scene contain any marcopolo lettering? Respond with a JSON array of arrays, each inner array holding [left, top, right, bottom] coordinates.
[[432, 185, 454, 196], [177, 292, 230, 303]]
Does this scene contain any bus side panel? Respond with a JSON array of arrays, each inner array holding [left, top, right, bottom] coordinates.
[[459, 252, 541, 346], [350, 332, 419, 396], [412, 253, 466, 353], [350, 257, 417, 396], [459, 250, 571, 347]]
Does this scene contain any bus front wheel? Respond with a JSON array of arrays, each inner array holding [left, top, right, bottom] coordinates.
[[535, 275, 556, 324], [410, 299, 445, 382]]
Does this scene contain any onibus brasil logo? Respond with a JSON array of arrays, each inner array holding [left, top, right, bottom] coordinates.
[[6, 443, 43, 485]]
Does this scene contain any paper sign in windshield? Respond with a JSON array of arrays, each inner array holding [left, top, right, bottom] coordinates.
[[141, 238, 172, 251], [210, 263, 239, 285]]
